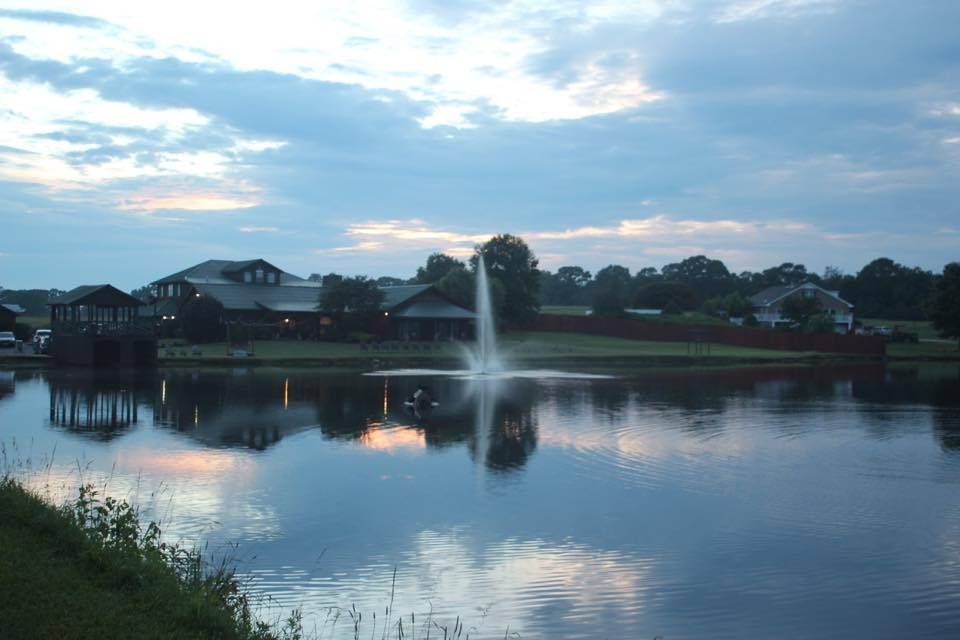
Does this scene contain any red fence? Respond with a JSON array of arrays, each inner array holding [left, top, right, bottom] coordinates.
[[531, 314, 887, 356]]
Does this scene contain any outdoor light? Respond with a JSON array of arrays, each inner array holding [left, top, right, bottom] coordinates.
[[195, 293, 200, 298], [384, 311, 389, 316], [284, 318, 290, 323]]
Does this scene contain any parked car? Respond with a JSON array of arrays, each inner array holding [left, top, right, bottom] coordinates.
[[33, 334, 52, 354], [32, 329, 51, 344], [0, 331, 15, 348], [872, 326, 893, 337]]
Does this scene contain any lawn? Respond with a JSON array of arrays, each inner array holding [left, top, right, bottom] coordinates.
[[159, 331, 810, 363], [859, 318, 941, 340], [887, 339, 959, 359], [15, 315, 49, 330], [539, 307, 731, 326]]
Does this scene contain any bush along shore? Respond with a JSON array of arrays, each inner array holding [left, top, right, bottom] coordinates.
[[0, 478, 304, 640], [0, 478, 505, 640]]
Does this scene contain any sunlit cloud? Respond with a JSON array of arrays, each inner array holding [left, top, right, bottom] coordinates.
[[118, 189, 260, 213], [239, 226, 280, 233]]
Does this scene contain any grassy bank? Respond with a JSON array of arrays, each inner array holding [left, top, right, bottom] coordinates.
[[0, 478, 300, 640], [158, 331, 817, 367]]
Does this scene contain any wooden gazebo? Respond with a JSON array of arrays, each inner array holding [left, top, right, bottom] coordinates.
[[50, 285, 156, 366]]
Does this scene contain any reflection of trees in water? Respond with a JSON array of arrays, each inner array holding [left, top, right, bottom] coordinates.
[[0, 371, 14, 402], [46, 371, 152, 441], [155, 369, 330, 450], [35, 363, 960, 458]]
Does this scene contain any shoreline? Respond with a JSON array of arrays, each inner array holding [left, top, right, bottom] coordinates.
[[3, 352, 959, 370]]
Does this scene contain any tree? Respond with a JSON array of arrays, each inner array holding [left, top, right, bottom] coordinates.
[[590, 265, 631, 315], [0, 288, 65, 315], [541, 265, 592, 306], [472, 234, 540, 325], [756, 262, 810, 289], [180, 296, 225, 343], [633, 282, 698, 311], [375, 276, 406, 287], [851, 257, 934, 320], [436, 267, 505, 318], [661, 255, 735, 300], [780, 294, 822, 328], [416, 253, 465, 284], [319, 276, 384, 334], [930, 262, 960, 348], [130, 284, 155, 303], [702, 291, 751, 318], [321, 273, 344, 288]]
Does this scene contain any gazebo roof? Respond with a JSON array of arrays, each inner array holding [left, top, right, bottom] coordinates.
[[53, 285, 144, 307]]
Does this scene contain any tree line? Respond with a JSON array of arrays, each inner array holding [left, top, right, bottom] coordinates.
[[2, 236, 958, 345]]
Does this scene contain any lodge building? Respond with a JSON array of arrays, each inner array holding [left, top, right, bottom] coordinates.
[[147, 259, 475, 340]]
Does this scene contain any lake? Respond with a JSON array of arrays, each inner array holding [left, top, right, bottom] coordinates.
[[1, 363, 959, 639]]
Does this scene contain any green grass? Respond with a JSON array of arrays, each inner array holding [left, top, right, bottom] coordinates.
[[540, 305, 591, 315], [539, 307, 731, 326], [501, 331, 809, 360], [16, 315, 50, 330], [859, 318, 940, 340], [162, 332, 813, 363], [888, 340, 959, 359], [0, 478, 299, 640]]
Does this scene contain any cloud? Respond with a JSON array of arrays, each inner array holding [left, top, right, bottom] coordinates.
[[238, 226, 280, 233], [0, 8, 110, 29], [0, 0, 959, 288]]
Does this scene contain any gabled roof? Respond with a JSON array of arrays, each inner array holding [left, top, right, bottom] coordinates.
[[53, 285, 144, 307], [392, 300, 476, 319], [0, 303, 25, 315], [379, 284, 431, 309], [153, 259, 317, 287], [749, 282, 852, 308]]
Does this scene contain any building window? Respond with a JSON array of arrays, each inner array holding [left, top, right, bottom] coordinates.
[[244, 272, 252, 283], [167, 284, 173, 297], [267, 272, 276, 284], [802, 289, 815, 299], [255, 268, 264, 283]]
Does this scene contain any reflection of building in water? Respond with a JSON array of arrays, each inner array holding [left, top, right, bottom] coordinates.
[[49, 377, 140, 438], [154, 370, 324, 450]]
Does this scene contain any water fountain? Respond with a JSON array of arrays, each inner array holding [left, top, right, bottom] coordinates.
[[367, 253, 610, 380], [465, 254, 501, 374]]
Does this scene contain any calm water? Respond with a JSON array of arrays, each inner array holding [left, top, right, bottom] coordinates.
[[2, 364, 960, 639]]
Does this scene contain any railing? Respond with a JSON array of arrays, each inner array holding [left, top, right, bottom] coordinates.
[[53, 320, 156, 337]]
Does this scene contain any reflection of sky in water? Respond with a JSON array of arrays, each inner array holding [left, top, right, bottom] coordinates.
[[2, 365, 960, 638]]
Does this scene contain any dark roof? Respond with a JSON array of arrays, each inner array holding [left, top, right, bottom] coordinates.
[[54, 285, 144, 307], [195, 283, 321, 313], [392, 300, 476, 319], [379, 284, 431, 308], [749, 282, 852, 308], [0, 303, 25, 315], [144, 281, 471, 317], [153, 259, 316, 287], [749, 285, 795, 306]]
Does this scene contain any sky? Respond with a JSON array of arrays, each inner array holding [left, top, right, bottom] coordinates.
[[0, 0, 958, 290]]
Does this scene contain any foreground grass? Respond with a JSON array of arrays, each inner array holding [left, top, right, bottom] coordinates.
[[160, 331, 811, 363], [0, 478, 299, 640]]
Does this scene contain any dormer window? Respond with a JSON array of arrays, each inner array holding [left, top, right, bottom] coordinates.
[[267, 272, 276, 284], [255, 268, 264, 283], [802, 288, 815, 299], [244, 272, 252, 283]]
